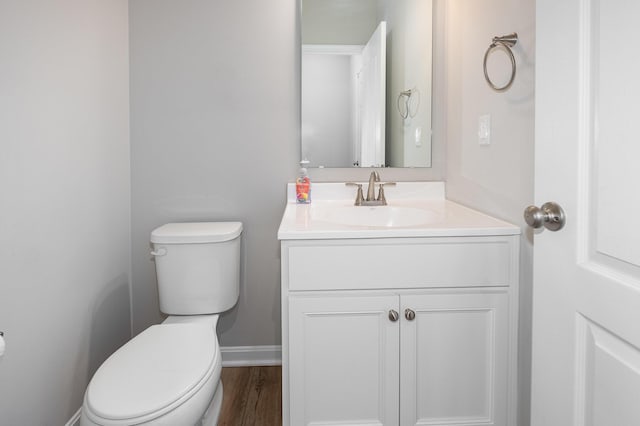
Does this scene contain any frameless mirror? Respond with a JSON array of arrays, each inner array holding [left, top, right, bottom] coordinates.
[[301, 0, 433, 168]]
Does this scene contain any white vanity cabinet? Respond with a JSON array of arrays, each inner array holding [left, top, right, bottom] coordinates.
[[280, 235, 519, 426]]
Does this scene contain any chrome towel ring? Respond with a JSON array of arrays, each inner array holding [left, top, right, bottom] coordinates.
[[396, 88, 420, 119], [483, 33, 518, 92]]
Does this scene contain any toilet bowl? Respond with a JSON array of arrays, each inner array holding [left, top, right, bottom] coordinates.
[[81, 222, 242, 426]]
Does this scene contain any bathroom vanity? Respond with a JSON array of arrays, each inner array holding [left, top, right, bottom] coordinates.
[[278, 182, 520, 426]]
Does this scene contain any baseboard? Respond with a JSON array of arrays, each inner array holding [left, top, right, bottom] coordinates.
[[220, 345, 282, 367], [65, 407, 81, 426]]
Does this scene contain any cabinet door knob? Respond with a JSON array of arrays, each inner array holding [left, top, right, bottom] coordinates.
[[405, 308, 416, 321], [388, 310, 399, 322]]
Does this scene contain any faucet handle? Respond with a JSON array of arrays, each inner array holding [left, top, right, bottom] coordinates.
[[377, 182, 396, 205], [345, 182, 365, 206]]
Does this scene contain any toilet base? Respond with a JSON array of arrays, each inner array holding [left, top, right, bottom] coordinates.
[[199, 382, 223, 426]]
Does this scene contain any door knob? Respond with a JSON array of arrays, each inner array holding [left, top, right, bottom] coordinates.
[[524, 201, 566, 231], [404, 309, 416, 321], [388, 310, 399, 322]]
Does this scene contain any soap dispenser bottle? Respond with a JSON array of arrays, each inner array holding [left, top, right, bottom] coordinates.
[[296, 160, 311, 204]]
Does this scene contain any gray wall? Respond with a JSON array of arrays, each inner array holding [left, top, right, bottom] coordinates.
[[438, 0, 535, 425], [129, 0, 533, 354], [0, 0, 534, 423], [0, 1, 131, 424], [129, 0, 444, 348], [129, 0, 299, 345]]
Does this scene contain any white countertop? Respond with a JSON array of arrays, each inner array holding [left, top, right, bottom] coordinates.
[[277, 182, 520, 240]]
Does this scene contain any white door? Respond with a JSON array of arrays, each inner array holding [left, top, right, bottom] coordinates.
[[358, 21, 386, 167], [531, 1, 640, 425]]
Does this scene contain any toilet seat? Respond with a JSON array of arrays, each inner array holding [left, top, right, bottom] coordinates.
[[83, 323, 219, 424]]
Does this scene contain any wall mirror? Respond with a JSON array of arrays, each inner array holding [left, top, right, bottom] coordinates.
[[301, 0, 433, 168]]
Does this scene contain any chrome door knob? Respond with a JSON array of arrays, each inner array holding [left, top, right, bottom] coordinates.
[[388, 310, 399, 322], [405, 309, 416, 321], [524, 201, 566, 231]]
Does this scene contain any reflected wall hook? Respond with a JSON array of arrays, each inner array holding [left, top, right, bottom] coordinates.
[[483, 32, 518, 91]]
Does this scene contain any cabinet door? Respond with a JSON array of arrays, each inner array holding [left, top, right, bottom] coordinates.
[[289, 294, 400, 426], [400, 290, 510, 426]]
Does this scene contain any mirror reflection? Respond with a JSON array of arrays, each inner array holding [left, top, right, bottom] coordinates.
[[301, 0, 433, 168]]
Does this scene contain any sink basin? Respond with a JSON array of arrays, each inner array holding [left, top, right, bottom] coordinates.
[[311, 205, 438, 228]]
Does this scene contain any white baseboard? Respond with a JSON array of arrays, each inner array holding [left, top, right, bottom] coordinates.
[[65, 407, 81, 426], [220, 345, 282, 367]]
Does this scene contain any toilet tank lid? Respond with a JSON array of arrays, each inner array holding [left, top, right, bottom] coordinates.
[[151, 222, 243, 244]]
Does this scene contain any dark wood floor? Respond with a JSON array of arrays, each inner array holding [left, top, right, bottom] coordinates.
[[218, 366, 282, 426]]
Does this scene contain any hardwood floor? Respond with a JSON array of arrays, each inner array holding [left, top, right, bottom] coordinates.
[[218, 366, 282, 426]]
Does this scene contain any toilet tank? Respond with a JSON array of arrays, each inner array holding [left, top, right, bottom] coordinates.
[[150, 222, 242, 315]]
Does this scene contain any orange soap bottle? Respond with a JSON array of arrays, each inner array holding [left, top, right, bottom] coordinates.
[[295, 160, 311, 204]]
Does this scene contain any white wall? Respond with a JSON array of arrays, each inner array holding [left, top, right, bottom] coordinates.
[[438, 0, 535, 424], [302, 0, 379, 45], [0, 1, 131, 424], [302, 53, 353, 167], [129, 0, 299, 347], [385, 0, 433, 168]]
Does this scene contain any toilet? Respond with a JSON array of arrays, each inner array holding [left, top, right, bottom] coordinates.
[[81, 222, 242, 426]]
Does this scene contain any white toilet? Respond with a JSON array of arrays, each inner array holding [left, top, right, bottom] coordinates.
[[81, 222, 242, 426]]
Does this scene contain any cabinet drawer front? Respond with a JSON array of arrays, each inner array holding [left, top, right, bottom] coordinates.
[[286, 238, 515, 291]]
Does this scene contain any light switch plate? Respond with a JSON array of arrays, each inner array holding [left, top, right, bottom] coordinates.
[[415, 126, 422, 147], [478, 114, 491, 145]]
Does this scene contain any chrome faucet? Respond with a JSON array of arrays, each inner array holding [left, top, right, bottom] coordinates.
[[366, 171, 380, 201], [346, 171, 396, 206]]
